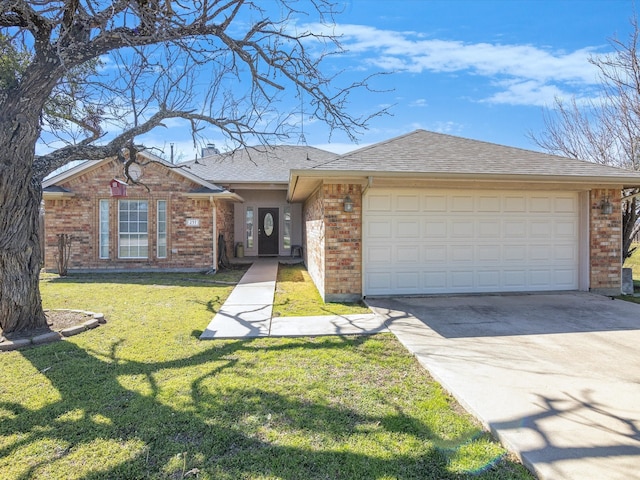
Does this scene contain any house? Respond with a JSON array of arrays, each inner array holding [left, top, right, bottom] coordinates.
[[43, 130, 640, 299]]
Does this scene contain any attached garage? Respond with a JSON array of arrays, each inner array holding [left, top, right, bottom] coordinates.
[[290, 130, 640, 302], [363, 188, 583, 295]]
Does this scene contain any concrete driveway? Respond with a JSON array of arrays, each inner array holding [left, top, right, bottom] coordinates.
[[366, 292, 640, 480]]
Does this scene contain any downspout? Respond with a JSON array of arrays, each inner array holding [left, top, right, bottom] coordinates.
[[211, 197, 218, 273], [362, 176, 373, 196], [361, 176, 373, 299]]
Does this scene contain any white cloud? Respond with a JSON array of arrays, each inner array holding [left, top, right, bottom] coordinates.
[[409, 98, 428, 108], [308, 23, 604, 107]]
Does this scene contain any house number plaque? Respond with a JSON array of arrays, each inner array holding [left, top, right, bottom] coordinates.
[[185, 218, 200, 227]]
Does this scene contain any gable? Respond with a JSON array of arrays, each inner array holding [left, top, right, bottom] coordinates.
[[43, 153, 242, 202], [314, 129, 640, 181]]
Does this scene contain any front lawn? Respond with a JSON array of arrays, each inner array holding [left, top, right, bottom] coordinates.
[[0, 270, 531, 479], [273, 263, 371, 317]]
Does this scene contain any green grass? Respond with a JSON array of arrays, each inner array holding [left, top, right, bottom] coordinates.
[[0, 269, 532, 479], [273, 264, 371, 317]]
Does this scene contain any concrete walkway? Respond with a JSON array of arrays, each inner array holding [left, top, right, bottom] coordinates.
[[199, 259, 387, 339]]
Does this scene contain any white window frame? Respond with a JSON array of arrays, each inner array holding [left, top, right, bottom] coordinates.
[[246, 206, 254, 249], [118, 200, 149, 259], [157, 200, 167, 259], [283, 205, 291, 251], [99, 199, 109, 259]]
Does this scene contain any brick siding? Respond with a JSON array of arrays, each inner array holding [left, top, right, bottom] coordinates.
[[302, 183, 362, 302], [589, 188, 622, 294], [323, 184, 362, 302], [44, 158, 233, 272], [303, 186, 325, 299]]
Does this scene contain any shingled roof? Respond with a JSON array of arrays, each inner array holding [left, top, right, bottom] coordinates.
[[310, 129, 640, 181], [182, 145, 337, 184]]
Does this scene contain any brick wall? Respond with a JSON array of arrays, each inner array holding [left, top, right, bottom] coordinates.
[[323, 184, 362, 302], [302, 183, 362, 302], [590, 188, 622, 294], [44, 158, 230, 272], [303, 186, 325, 299]]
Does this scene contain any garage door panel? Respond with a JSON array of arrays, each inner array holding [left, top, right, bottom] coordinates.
[[451, 245, 473, 262], [504, 220, 527, 237], [424, 245, 447, 261], [478, 220, 500, 238], [555, 269, 577, 287], [396, 194, 420, 211], [555, 196, 577, 212], [424, 195, 447, 211], [504, 196, 527, 212], [397, 271, 420, 290], [397, 245, 420, 262], [504, 245, 527, 261], [424, 271, 447, 289], [367, 219, 392, 238], [452, 221, 473, 237], [556, 220, 577, 237], [451, 195, 474, 212], [478, 270, 500, 288], [397, 220, 420, 238], [366, 245, 391, 264], [364, 188, 580, 295], [478, 196, 501, 212], [554, 245, 576, 261], [530, 220, 552, 237], [530, 196, 552, 212], [425, 220, 447, 237], [367, 193, 392, 211]]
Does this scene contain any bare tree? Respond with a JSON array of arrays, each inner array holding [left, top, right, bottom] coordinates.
[[0, 1, 382, 336], [530, 17, 640, 261]]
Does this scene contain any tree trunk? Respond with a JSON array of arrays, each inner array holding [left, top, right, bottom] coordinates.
[[622, 194, 639, 261], [0, 181, 47, 337], [0, 105, 49, 336]]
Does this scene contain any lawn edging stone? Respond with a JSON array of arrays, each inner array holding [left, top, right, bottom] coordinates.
[[0, 309, 106, 351]]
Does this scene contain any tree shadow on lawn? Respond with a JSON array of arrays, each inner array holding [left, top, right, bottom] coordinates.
[[2, 338, 523, 480]]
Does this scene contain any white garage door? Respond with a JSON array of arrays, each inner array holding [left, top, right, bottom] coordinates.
[[363, 188, 580, 295]]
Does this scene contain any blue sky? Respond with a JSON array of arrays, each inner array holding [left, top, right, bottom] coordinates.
[[75, 1, 640, 160], [300, 0, 636, 154]]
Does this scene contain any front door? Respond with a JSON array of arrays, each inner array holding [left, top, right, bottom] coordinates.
[[258, 208, 279, 255]]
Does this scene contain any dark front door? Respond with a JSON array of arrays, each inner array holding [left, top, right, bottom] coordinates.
[[258, 208, 279, 255]]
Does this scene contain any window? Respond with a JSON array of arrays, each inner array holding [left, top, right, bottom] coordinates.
[[283, 205, 291, 250], [118, 200, 148, 258], [157, 200, 167, 258], [99, 199, 109, 259], [246, 207, 254, 248]]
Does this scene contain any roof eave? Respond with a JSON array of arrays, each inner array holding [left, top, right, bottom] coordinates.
[[288, 169, 640, 201], [182, 192, 244, 202], [293, 169, 640, 185]]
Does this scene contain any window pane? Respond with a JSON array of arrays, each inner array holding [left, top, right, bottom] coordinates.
[[119, 200, 149, 258], [284, 206, 291, 250], [246, 207, 254, 249], [99, 200, 109, 259], [157, 201, 167, 258]]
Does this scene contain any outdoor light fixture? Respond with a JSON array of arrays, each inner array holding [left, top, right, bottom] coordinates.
[[600, 197, 613, 215], [344, 194, 354, 212]]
